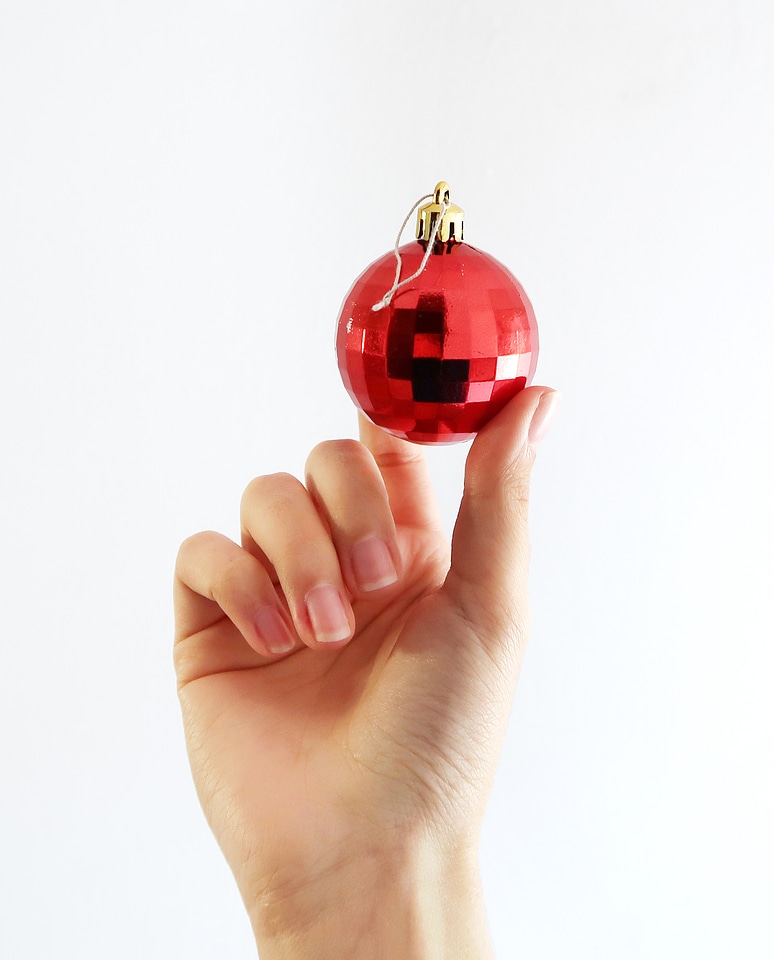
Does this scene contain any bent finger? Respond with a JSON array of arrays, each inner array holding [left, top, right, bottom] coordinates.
[[174, 531, 299, 672], [305, 438, 402, 597], [240, 473, 355, 649]]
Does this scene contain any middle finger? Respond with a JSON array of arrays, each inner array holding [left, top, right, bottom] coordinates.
[[240, 472, 355, 649]]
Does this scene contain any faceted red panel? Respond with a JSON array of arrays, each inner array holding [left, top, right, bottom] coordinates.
[[335, 241, 538, 444]]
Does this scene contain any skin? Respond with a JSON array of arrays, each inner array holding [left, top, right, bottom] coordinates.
[[173, 385, 559, 959]]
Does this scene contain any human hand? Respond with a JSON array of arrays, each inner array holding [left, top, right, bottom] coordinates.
[[173, 386, 559, 959]]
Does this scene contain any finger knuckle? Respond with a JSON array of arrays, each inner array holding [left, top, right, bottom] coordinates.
[[175, 530, 220, 571], [372, 446, 424, 471], [241, 472, 301, 511], [305, 438, 365, 473], [465, 463, 532, 518], [210, 554, 245, 606], [501, 471, 532, 515]]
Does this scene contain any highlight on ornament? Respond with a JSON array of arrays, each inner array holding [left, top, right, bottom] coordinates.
[[335, 181, 538, 444]]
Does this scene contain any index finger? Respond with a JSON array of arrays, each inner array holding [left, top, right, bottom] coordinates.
[[357, 414, 443, 533]]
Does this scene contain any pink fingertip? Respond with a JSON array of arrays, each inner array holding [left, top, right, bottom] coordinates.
[[254, 605, 296, 655], [528, 391, 561, 446], [306, 585, 352, 644], [351, 537, 398, 592]]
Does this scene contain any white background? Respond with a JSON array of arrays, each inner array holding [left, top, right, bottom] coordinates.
[[1, 1, 773, 957]]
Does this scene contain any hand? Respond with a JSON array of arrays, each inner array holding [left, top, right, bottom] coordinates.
[[173, 386, 559, 959]]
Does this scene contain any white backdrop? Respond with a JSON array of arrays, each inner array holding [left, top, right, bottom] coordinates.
[[1, 1, 772, 957]]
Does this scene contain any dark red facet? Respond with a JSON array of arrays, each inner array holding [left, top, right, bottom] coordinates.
[[336, 241, 538, 444]]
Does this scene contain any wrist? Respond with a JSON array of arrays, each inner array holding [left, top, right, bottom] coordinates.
[[248, 835, 493, 960]]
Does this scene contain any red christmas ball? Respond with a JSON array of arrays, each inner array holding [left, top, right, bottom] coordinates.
[[335, 184, 538, 444]]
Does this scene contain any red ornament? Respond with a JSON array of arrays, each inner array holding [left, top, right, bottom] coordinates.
[[336, 182, 538, 444]]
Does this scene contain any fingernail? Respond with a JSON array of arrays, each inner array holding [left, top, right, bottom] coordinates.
[[255, 605, 296, 655], [306, 585, 352, 644], [528, 391, 561, 446], [351, 537, 398, 592]]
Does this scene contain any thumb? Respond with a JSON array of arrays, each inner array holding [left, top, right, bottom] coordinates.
[[442, 386, 560, 653]]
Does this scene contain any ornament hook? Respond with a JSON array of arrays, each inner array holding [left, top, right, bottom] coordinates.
[[416, 181, 464, 244], [372, 181, 464, 313], [435, 181, 451, 204]]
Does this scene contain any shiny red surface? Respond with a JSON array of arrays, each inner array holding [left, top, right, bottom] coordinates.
[[336, 241, 538, 444]]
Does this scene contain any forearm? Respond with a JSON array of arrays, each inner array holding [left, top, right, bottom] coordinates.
[[249, 839, 495, 960]]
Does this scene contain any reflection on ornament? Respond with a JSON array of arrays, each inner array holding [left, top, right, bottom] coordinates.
[[336, 182, 538, 444]]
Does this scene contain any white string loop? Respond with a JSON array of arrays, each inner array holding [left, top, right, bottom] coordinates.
[[372, 193, 449, 312]]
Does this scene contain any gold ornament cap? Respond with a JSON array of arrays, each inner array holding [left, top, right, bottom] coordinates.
[[416, 181, 464, 244]]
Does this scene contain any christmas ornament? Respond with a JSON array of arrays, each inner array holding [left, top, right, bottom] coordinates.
[[335, 181, 538, 444]]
